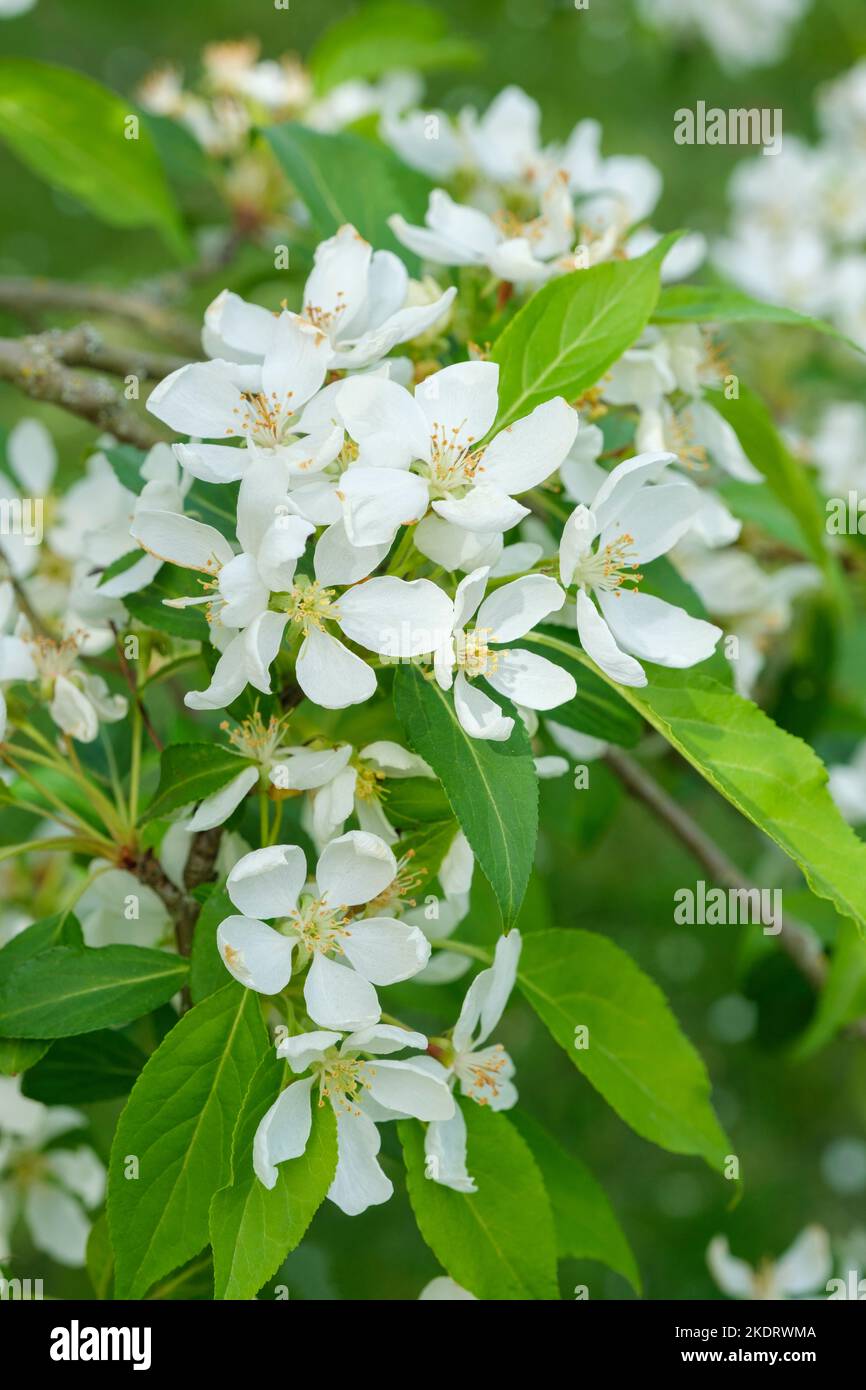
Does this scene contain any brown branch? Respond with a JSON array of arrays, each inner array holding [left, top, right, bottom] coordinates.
[[46, 325, 188, 380], [0, 276, 201, 354], [605, 748, 866, 1042], [109, 622, 164, 752], [131, 827, 223, 1012], [604, 747, 828, 990], [0, 332, 163, 448]]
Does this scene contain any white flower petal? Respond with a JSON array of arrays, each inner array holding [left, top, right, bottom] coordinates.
[[480, 397, 578, 494], [316, 829, 396, 907], [337, 375, 430, 468], [425, 1108, 477, 1193], [147, 359, 255, 438], [313, 519, 390, 586], [476, 573, 565, 641], [276, 1030, 342, 1070], [227, 844, 307, 918], [367, 1059, 455, 1121], [342, 918, 431, 984], [599, 482, 701, 565], [414, 359, 499, 446], [432, 483, 528, 534], [340, 466, 429, 546], [261, 310, 332, 406], [328, 1110, 392, 1216], [50, 675, 98, 743], [296, 627, 377, 709], [256, 516, 315, 592], [243, 610, 289, 694], [25, 1183, 89, 1267], [597, 589, 721, 670], [304, 951, 381, 1030], [130, 509, 234, 573], [7, 418, 56, 493], [486, 648, 576, 710], [271, 743, 352, 792], [342, 1023, 427, 1055], [217, 915, 296, 993], [174, 441, 250, 484], [414, 513, 503, 573], [773, 1226, 832, 1297], [575, 589, 647, 687], [185, 765, 258, 831], [453, 669, 513, 741], [253, 1077, 314, 1189], [337, 576, 453, 657], [707, 1236, 755, 1299]]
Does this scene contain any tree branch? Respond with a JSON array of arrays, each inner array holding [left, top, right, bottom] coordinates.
[[604, 747, 829, 991], [0, 276, 201, 354], [0, 331, 164, 448]]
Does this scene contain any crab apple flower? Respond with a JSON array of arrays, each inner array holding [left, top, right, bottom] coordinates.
[[389, 180, 583, 286], [130, 460, 315, 711], [434, 567, 574, 741], [271, 738, 435, 846], [558, 452, 722, 688], [204, 224, 455, 374], [707, 1226, 832, 1300], [148, 309, 335, 485], [673, 540, 820, 696], [334, 359, 577, 554], [178, 708, 296, 833], [253, 1024, 454, 1216], [0, 588, 126, 744], [425, 930, 521, 1194], [218, 830, 431, 1029], [0, 1077, 105, 1268]]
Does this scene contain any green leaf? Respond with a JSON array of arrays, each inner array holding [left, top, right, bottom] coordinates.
[[653, 283, 864, 353], [125, 565, 210, 641], [396, 819, 459, 892], [523, 627, 642, 745], [190, 889, 233, 1004], [400, 1101, 558, 1298], [0, 1037, 52, 1075], [0, 60, 186, 256], [533, 634, 866, 936], [491, 235, 676, 429], [708, 385, 832, 575], [142, 743, 252, 824], [309, 1, 480, 93], [393, 664, 537, 927], [518, 930, 731, 1171], [0, 911, 83, 983], [108, 984, 268, 1299], [103, 444, 146, 495], [793, 918, 866, 1058], [21, 1029, 148, 1104], [381, 776, 452, 823], [0, 946, 189, 1038], [86, 1213, 115, 1300], [210, 1051, 337, 1300], [264, 123, 432, 270], [511, 1110, 640, 1293]]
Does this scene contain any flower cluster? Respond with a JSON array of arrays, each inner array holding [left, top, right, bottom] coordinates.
[[716, 59, 866, 347]]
